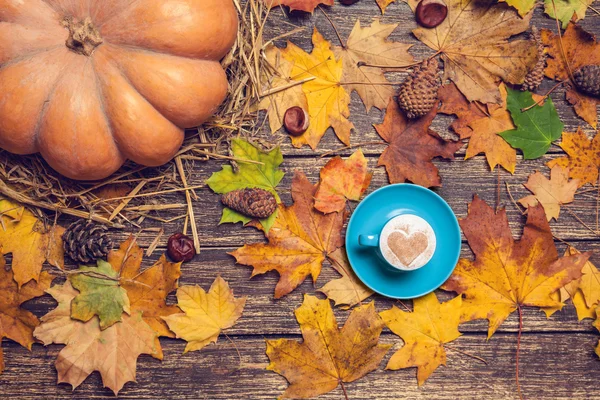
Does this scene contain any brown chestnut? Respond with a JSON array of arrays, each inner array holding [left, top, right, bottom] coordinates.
[[284, 106, 310, 136], [167, 233, 196, 262], [415, 0, 448, 29], [339, 0, 360, 5]]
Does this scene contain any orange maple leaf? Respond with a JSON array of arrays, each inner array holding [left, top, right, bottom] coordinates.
[[263, 0, 333, 12], [374, 99, 462, 187], [542, 24, 600, 128], [314, 149, 372, 213], [438, 82, 488, 140], [547, 128, 600, 187], [231, 172, 346, 298]]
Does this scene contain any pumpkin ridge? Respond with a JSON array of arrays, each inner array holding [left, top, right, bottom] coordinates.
[[93, 0, 145, 30]]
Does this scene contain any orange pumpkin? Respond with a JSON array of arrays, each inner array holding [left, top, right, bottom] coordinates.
[[0, 0, 237, 180]]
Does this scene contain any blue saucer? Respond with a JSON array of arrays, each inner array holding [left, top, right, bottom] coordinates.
[[346, 184, 461, 299]]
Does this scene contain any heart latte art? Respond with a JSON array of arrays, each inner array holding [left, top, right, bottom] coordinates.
[[387, 231, 429, 266], [379, 214, 436, 270]]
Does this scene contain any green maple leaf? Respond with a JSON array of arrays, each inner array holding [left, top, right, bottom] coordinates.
[[544, 0, 595, 29], [207, 139, 284, 233], [499, 88, 563, 160], [69, 260, 130, 330]]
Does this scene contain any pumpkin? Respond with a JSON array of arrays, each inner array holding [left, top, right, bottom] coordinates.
[[0, 0, 237, 180]]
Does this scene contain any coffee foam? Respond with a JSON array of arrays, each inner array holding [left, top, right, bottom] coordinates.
[[379, 214, 436, 270]]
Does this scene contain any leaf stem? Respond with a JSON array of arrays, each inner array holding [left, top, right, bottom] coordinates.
[[319, 141, 386, 157], [516, 304, 524, 400], [318, 6, 345, 49], [444, 344, 488, 364], [339, 380, 349, 400], [520, 80, 565, 112]]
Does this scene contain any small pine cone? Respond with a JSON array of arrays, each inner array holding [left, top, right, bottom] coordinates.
[[221, 188, 277, 219], [522, 26, 547, 92], [63, 220, 113, 264], [398, 58, 441, 119], [573, 65, 600, 98]]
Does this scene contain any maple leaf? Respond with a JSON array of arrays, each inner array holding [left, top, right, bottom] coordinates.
[[438, 82, 488, 140], [34, 282, 157, 395], [318, 248, 373, 309], [0, 258, 53, 375], [207, 138, 284, 232], [374, 98, 462, 187], [314, 149, 372, 213], [547, 128, 600, 187], [380, 293, 462, 386], [281, 28, 354, 149], [594, 309, 600, 358], [544, 0, 596, 29], [518, 166, 579, 221], [332, 19, 413, 112], [0, 200, 64, 287], [163, 276, 246, 353], [107, 236, 182, 358], [500, 0, 536, 15], [231, 172, 346, 298], [542, 24, 600, 128], [266, 295, 390, 399], [442, 195, 590, 337], [499, 88, 563, 159], [255, 45, 309, 134], [376, 0, 396, 13], [412, 0, 537, 104], [263, 0, 333, 13], [69, 261, 131, 330]]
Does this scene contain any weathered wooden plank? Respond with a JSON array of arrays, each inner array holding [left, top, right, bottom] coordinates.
[[1, 333, 598, 399]]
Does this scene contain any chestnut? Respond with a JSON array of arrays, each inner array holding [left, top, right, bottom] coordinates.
[[415, 0, 448, 29], [284, 106, 310, 136], [167, 233, 196, 262]]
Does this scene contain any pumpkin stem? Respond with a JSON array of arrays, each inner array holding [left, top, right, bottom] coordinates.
[[62, 17, 103, 56]]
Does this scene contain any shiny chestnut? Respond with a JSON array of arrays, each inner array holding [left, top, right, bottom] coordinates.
[[415, 0, 448, 29], [284, 106, 310, 136], [167, 233, 196, 262]]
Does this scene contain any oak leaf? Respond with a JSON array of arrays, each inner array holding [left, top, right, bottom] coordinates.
[[314, 149, 372, 213], [266, 295, 390, 399], [264, 0, 333, 12], [380, 293, 462, 386], [318, 248, 373, 309], [231, 172, 346, 298], [0, 258, 53, 375], [0, 200, 64, 287], [547, 128, 600, 187], [34, 282, 157, 395], [544, 0, 596, 29], [442, 195, 590, 337], [333, 19, 414, 111], [255, 45, 309, 134], [376, 0, 396, 13], [542, 24, 600, 128], [69, 261, 131, 330], [163, 276, 246, 353], [207, 138, 284, 232], [518, 166, 579, 221], [374, 98, 462, 187], [281, 28, 354, 149], [412, 0, 537, 104]]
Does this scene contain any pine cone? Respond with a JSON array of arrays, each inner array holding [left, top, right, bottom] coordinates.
[[573, 65, 600, 98], [398, 58, 440, 119], [221, 188, 277, 219], [63, 220, 113, 264], [522, 26, 547, 92]]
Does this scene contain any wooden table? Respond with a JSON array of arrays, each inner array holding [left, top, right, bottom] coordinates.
[[1, 2, 600, 399]]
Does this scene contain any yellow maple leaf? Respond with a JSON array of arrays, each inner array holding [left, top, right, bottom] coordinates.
[[500, 0, 536, 16], [413, 0, 537, 104], [266, 295, 390, 399], [333, 19, 413, 111], [443, 195, 590, 338], [519, 166, 579, 221], [0, 200, 64, 287], [594, 308, 600, 358], [163, 276, 246, 353], [547, 128, 600, 187], [375, 0, 396, 13], [282, 28, 354, 149], [380, 293, 462, 386]]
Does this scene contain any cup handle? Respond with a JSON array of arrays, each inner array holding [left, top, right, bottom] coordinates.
[[358, 234, 379, 247]]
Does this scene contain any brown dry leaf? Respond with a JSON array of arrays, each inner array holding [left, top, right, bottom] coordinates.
[[542, 24, 600, 128], [231, 172, 346, 298], [413, 0, 537, 104], [376, 0, 396, 13], [0, 200, 64, 287], [442, 195, 590, 337], [0, 258, 53, 375], [163, 276, 246, 353], [255, 45, 309, 134], [34, 282, 157, 395], [108, 236, 182, 358], [547, 128, 600, 187], [318, 248, 373, 309], [314, 149, 372, 213], [374, 98, 462, 187], [333, 19, 414, 112], [264, 0, 333, 12], [437, 82, 488, 140], [518, 166, 579, 221], [266, 295, 390, 399], [281, 29, 354, 149], [380, 293, 462, 386]]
